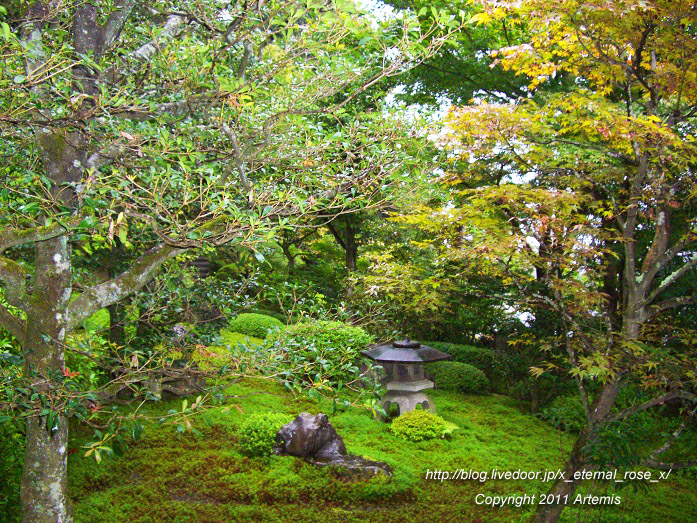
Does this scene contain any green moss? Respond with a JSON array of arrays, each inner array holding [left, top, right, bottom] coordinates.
[[191, 330, 263, 371], [63, 381, 697, 523]]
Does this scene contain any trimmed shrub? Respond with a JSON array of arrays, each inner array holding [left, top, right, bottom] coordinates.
[[539, 395, 586, 433], [426, 341, 496, 376], [265, 320, 374, 389], [269, 320, 373, 352], [427, 361, 489, 394], [229, 313, 284, 339], [390, 410, 453, 442], [237, 412, 291, 457]]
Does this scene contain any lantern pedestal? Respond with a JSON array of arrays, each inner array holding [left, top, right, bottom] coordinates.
[[382, 390, 436, 415]]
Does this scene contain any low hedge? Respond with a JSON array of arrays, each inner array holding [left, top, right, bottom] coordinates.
[[427, 361, 489, 394], [425, 341, 496, 376]]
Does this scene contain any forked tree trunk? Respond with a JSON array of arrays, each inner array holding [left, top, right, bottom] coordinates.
[[20, 236, 73, 523]]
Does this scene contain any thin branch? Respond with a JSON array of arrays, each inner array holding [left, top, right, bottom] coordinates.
[[607, 390, 697, 424], [648, 407, 696, 458], [326, 220, 347, 250], [645, 296, 695, 321], [237, 41, 253, 79], [65, 243, 185, 330]]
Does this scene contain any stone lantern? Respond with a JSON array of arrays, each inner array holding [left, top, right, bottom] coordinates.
[[361, 339, 450, 415]]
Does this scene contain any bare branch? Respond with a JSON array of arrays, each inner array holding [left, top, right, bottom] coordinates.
[[639, 236, 692, 292], [647, 407, 696, 458], [644, 252, 697, 305], [220, 123, 252, 191], [645, 296, 695, 321], [130, 14, 187, 62], [326, 220, 347, 251], [85, 143, 128, 170], [103, 0, 139, 49], [641, 458, 697, 471], [237, 41, 253, 79]]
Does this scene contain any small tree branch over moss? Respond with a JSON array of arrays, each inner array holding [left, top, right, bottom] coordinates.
[[66, 243, 184, 330]]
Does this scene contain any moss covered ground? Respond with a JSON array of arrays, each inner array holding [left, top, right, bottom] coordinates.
[[66, 378, 697, 523]]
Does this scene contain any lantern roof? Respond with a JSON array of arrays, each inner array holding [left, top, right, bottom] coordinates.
[[361, 339, 451, 363]]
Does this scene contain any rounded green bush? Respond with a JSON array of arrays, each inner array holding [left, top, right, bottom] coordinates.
[[242, 308, 287, 324], [266, 320, 373, 384], [427, 361, 489, 394], [229, 313, 284, 339], [237, 412, 291, 457], [389, 410, 448, 442], [426, 341, 496, 375], [268, 320, 373, 352]]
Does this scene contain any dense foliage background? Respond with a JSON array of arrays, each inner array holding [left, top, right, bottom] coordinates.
[[1, 1, 696, 523]]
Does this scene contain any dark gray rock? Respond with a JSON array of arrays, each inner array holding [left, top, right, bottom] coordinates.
[[274, 412, 346, 458], [273, 412, 392, 479]]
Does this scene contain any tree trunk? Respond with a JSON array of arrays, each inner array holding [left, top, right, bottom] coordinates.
[[345, 219, 357, 272], [20, 236, 73, 523], [107, 302, 125, 347], [533, 431, 587, 523], [326, 216, 359, 272], [534, 379, 619, 523]]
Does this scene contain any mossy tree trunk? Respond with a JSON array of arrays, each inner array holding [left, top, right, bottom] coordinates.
[[1, 124, 181, 523], [3, 224, 181, 523], [19, 236, 73, 523]]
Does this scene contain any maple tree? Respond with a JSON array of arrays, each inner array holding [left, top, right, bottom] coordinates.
[[418, 1, 697, 521]]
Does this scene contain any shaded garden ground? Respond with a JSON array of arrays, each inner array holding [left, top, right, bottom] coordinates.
[[67, 379, 697, 523]]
